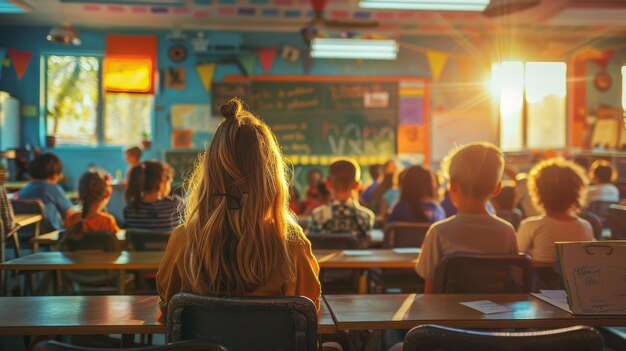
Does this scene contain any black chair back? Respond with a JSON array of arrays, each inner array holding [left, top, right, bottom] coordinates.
[[59, 230, 120, 253], [495, 209, 523, 230], [578, 210, 603, 240], [588, 200, 617, 227], [10, 199, 47, 235], [126, 229, 171, 251], [382, 222, 430, 248], [59, 231, 120, 287], [608, 204, 626, 240], [403, 324, 604, 351], [433, 253, 532, 294], [167, 293, 317, 351], [10, 199, 45, 215], [34, 339, 228, 351]]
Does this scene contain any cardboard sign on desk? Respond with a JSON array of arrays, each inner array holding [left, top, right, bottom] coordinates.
[[557, 241, 626, 315]]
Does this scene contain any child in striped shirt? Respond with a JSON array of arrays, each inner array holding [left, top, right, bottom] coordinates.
[[124, 160, 183, 231]]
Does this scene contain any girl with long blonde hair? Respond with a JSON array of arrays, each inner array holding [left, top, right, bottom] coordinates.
[[156, 98, 320, 321]]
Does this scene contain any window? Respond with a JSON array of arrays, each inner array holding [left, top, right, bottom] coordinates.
[[491, 61, 567, 151], [46, 56, 99, 145], [45, 55, 152, 146], [104, 93, 153, 145]]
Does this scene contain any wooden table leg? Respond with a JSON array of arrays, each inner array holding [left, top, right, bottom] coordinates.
[[1, 236, 6, 296], [118, 269, 125, 294], [33, 222, 40, 253], [358, 270, 369, 294]]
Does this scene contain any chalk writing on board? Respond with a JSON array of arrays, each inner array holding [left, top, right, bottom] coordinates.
[[253, 85, 321, 113], [323, 121, 395, 155], [270, 122, 311, 154], [212, 82, 250, 114]]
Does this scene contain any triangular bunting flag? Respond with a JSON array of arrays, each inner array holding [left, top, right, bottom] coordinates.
[[196, 63, 216, 92], [0, 48, 5, 79], [237, 53, 256, 76], [426, 50, 448, 82], [256, 47, 278, 73], [7, 49, 32, 81]]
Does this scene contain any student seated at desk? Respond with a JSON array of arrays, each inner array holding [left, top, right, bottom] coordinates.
[[415, 142, 518, 293], [388, 165, 444, 224], [64, 169, 120, 234], [17, 153, 75, 231], [156, 98, 320, 322], [586, 160, 620, 204], [123, 146, 142, 186], [308, 158, 375, 240], [517, 158, 593, 264], [124, 160, 183, 231]]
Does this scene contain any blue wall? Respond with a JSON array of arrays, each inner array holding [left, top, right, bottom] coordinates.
[[0, 25, 474, 189]]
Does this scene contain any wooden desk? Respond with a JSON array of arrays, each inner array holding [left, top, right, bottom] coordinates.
[[324, 294, 626, 330], [0, 251, 163, 271], [0, 250, 417, 294], [0, 295, 336, 335], [0, 295, 162, 335], [4, 181, 28, 192], [2, 249, 416, 271], [315, 249, 418, 269]]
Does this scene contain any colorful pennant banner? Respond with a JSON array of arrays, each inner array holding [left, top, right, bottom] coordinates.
[[7, 49, 32, 81], [196, 63, 216, 92], [256, 47, 278, 73]]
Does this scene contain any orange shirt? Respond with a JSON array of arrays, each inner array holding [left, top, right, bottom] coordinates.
[[156, 224, 321, 323], [64, 212, 120, 233]]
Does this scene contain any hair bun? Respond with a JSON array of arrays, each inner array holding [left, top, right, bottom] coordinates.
[[220, 98, 243, 120]]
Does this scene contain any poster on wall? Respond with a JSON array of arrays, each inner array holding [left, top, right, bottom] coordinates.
[[171, 104, 219, 149]]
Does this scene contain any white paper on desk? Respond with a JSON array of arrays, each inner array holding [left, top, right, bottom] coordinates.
[[342, 250, 372, 256], [540, 290, 568, 304], [392, 248, 421, 254], [460, 300, 513, 314]]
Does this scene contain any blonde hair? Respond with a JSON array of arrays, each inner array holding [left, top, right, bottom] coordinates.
[[529, 158, 587, 214], [442, 142, 504, 198], [181, 98, 296, 296]]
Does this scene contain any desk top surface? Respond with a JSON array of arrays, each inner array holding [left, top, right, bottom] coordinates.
[[324, 294, 626, 330], [0, 295, 336, 335], [1, 249, 417, 270]]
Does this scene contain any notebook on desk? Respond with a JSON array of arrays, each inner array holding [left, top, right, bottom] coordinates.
[[554, 241, 626, 315]]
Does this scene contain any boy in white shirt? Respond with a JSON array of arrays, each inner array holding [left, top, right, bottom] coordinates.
[[415, 142, 518, 293], [586, 160, 620, 204]]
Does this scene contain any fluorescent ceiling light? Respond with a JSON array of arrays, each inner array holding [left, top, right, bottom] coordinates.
[[359, 0, 489, 11], [311, 38, 398, 60]]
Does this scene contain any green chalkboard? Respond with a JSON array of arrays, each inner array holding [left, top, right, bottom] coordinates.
[[247, 81, 398, 158], [164, 149, 203, 185], [187, 79, 401, 191], [212, 82, 251, 115]]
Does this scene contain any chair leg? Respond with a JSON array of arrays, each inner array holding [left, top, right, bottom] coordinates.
[[33, 222, 40, 253], [12, 233, 20, 258]]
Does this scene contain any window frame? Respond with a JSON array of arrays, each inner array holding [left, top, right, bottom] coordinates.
[[41, 52, 155, 149], [493, 61, 569, 152]]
